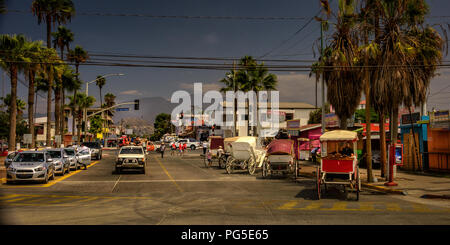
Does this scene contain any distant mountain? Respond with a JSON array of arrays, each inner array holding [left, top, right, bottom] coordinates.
[[117, 117, 154, 136]]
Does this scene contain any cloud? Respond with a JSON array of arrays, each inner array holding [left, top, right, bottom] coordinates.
[[120, 90, 143, 95], [179, 82, 222, 93]]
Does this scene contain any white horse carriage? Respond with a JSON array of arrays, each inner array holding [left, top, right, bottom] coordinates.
[[225, 136, 266, 175]]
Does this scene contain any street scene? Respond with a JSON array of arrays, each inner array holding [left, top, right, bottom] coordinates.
[[0, 0, 450, 230]]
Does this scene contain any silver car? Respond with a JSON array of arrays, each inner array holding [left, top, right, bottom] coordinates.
[[6, 151, 55, 184], [76, 148, 91, 169], [64, 148, 78, 170], [45, 149, 70, 176], [4, 151, 19, 169]]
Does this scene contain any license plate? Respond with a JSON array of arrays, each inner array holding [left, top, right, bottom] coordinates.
[[126, 159, 137, 164]]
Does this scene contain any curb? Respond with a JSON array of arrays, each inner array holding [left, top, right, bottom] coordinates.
[[420, 194, 450, 200], [361, 183, 407, 195]]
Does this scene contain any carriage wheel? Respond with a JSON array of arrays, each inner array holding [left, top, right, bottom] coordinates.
[[219, 155, 226, 169], [226, 157, 235, 174], [248, 157, 256, 175], [294, 160, 299, 179], [262, 158, 268, 178], [316, 166, 321, 200]]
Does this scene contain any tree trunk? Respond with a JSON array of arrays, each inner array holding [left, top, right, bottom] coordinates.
[[8, 66, 18, 151], [28, 70, 36, 148], [339, 115, 348, 130], [72, 64, 79, 144], [315, 74, 318, 108], [54, 83, 61, 146], [77, 111, 82, 145], [380, 113, 387, 177], [46, 16, 51, 48], [392, 106, 399, 144], [46, 66, 53, 147], [61, 90, 65, 138]]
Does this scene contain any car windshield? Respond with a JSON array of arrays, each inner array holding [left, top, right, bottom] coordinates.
[[120, 148, 143, 155], [64, 149, 75, 156], [82, 142, 101, 148], [14, 153, 45, 162], [47, 150, 62, 158]]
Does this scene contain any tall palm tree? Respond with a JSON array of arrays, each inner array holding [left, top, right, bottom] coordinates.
[[24, 40, 44, 148], [0, 34, 31, 151], [220, 65, 246, 136], [60, 65, 79, 135], [240, 57, 278, 136], [104, 93, 116, 137], [67, 45, 89, 141], [320, 0, 363, 130], [95, 75, 106, 107], [52, 25, 73, 137], [39, 47, 61, 146], [68, 93, 95, 145], [31, 0, 75, 49]]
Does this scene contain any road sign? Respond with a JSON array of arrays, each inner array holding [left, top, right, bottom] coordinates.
[[116, 108, 130, 112], [23, 134, 32, 144]]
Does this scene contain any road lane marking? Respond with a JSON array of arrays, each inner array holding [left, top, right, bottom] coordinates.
[[278, 200, 299, 210], [0, 161, 100, 188], [152, 155, 183, 192], [111, 175, 122, 192]]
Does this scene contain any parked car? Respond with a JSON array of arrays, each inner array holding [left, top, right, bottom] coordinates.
[[76, 148, 91, 168], [64, 147, 78, 170], [6, 151, 55, 184], [177, 138, 201, 150], [115, 146, 146, 174], [45, 148, 70, 176], [81, 142, 103, 160], [4, 151, 19, 169]]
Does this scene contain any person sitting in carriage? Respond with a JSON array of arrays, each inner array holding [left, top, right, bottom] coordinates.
[[339, 142, 354, 157]]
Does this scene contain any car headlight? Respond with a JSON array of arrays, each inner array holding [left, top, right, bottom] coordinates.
[[35, 166, 46, 172], [54, 161, 62, 165], [7, 166, 16, 172]]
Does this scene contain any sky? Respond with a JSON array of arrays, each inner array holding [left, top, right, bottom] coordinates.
[[0, 0, 449, 118]]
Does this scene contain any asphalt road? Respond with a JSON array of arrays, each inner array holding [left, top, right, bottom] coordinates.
[[1, 149, 449, 225]]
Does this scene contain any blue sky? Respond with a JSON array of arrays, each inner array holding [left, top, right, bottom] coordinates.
[[1, 0, 449, 116]]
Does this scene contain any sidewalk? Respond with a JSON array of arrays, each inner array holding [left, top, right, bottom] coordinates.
[[298, 161, 450, 199]]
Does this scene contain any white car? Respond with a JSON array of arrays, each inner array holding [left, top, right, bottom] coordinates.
[[115, 146, 146, 174], [176, 138, 201, 150]]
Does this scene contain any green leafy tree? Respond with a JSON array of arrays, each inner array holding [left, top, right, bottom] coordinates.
[[151, 113, 172, 141], [88, 115, 104, 136], [308, 102, 330, 124]]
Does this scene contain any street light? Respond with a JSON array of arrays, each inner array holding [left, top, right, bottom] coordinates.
[[83, 73, 125, 141]]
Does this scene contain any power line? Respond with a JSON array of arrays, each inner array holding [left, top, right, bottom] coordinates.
[[6, 9, 310, 21], [258, 9, 321, 59]]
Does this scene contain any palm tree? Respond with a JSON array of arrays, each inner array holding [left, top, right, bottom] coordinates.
[[38, 47, 61, 146], [240, 56, 277, 136], [1, 94, 26, 115], [67, 45, 89, 140], [24, 39, 44, 148], [104, 93, 116, 137], [320, 0, 363, 130], [52, 25, 73, 137], [68, 93, 95, 145], [31, 0, 75, 49], [0, 34, 31, 151], [60, 65, 79, 135], [95, 75, 106, 107]]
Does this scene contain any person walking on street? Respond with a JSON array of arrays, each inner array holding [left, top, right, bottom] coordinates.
[[160, 143, 166, 158], [171, 142, 176, 156], [202, 141, 208, 156]]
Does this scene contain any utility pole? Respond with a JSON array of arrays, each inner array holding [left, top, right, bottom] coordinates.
[[233, 61, 237, 137], [321, 21, 326, 134]]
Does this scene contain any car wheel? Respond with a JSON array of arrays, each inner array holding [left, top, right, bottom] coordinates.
[[67, 165, 70, 174], [116, 168, 121, 174], [142, 168, 146, 174], [42, 173, 49, 184], [60, 168, 65, 176], [190, 145, 195, 150]]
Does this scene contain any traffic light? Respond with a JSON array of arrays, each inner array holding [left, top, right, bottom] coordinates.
[[134, 99, 139, 110]]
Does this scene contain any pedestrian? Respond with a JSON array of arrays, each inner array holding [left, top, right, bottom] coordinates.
[[202, 141, 208, 156], [160, 143, 166, 158], [171, 142, 176, 156]]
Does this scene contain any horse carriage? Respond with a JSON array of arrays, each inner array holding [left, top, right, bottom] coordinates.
[[262, 139, 298, 178], [205, 136, 225, 168], [316, 130, 361, 200], [225, 136, 266, 175]]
